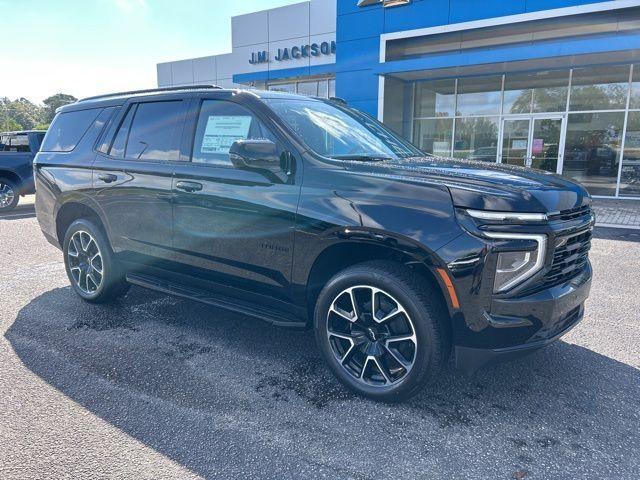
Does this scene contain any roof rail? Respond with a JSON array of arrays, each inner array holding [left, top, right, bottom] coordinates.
[[77, 85, 223, 103], [329, 96, 348, 106]]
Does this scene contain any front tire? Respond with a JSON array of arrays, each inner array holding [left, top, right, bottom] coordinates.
[[63, 219, 129, 303], [0, 178, 19, 212], [314, 261, 449, 402]]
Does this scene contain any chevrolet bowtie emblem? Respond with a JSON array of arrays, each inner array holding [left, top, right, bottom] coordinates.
[[357, 0, 411, 7]]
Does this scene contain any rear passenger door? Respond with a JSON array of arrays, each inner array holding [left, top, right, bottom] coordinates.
[[171, 96, 302, 306], [92, 97, 188, 266]]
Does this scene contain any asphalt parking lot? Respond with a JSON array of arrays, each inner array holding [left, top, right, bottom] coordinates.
[[1, 200, 638, 479]]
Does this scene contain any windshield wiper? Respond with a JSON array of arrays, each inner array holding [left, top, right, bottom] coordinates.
[[330, 154, 392, 162]]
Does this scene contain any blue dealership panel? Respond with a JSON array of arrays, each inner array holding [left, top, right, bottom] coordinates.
[[448, 0, 527, 24], [384, 0, 450, 32], [334, 0, 636, 116]]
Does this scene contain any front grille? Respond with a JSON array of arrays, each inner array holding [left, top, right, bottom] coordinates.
[[542, 228, 592, 288], [548, 205, 592, 222]]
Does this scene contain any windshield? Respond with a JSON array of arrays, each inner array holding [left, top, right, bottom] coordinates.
[[263, 98, 423, 160]]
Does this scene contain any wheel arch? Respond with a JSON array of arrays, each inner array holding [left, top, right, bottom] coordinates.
[[55, 199, 110, 248], [0, 170, 23, 191], [305, 236, 454, 333]]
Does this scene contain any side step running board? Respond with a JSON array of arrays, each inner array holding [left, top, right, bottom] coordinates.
[[126, 273, 306, 329]]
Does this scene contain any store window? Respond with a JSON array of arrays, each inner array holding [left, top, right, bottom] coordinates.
[[570, 65, 630, 111], [268, 83, 296, 94], [454, 117, 499, 161], [414, 79, 456, 118], [620, 111, 640, 197], [564, 112, 624, 196], [382, 63, 640, 197], [503, 70, 569, 114], [628, 65, 640, 109], [266, 78, 335, 98], [456, 76, 502, 116], [413, 118, 453, 156], [297, 81, 319, 96]]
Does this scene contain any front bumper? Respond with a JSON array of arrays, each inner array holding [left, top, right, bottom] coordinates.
[[454, 264, 591, 375]]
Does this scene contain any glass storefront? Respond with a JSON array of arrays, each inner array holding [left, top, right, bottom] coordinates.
[[388, 64, 640, 197], [267, 77, 335, 98]]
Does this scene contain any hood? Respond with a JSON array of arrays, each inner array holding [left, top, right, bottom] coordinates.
[[348, 156, 591, 214]]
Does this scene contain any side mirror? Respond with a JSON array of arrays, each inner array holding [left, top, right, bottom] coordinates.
[[229, 139, 280, 173]]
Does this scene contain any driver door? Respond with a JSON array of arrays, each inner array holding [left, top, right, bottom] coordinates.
[[171, 96, 301, 305]]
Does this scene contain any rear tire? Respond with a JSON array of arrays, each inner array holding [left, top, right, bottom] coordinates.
[[0, 178, 19, 212], [314, 261, 449, 402], [63, 219, 130, 303]]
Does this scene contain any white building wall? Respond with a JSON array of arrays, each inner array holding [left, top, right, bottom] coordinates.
[[157, 0, 337, 88]]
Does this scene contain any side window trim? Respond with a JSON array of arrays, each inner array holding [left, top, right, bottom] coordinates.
[[122, 105, 138, 158], [94, 106, 122, 154], [107, 104, 137, 158]]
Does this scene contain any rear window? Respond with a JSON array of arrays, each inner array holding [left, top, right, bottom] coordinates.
[[41, 108, 102, 152], [0, 134, 30, 152]]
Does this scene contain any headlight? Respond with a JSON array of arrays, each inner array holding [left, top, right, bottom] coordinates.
[[484, 232, 547, 293]]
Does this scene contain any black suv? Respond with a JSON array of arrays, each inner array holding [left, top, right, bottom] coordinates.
[[34, 86, 594, 401]]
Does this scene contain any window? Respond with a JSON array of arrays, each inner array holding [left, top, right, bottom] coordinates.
[[297, 81, 319, 97], [564, 112, 624, 196], [96, 107, 122, 154], [454, 117, 499, 160], [413, 118, 453, 156], [456, 76, 502, 116], [125, 101, 184, 161], [265, 78, 335, 99], [268, 83, 296, 94], [40, 108, 102, 152], [0, 134, 30, 152], [629, 65, 640, 109], [266, 98, 421, 159], [192, 100, 277, 166], [620, 111, 640, 197], [570, 65, 630, 111], [503, 70, 569, 114], [414, 79, 456, 118], [109, 106, 135, 158]]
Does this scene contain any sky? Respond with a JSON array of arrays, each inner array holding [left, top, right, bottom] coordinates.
[[0, 0, 300, 104]]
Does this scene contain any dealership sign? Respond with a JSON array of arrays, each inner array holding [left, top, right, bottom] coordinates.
[[249, 41, 336, 64]]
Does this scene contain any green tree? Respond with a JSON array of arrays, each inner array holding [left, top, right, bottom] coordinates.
[[43, 93, 77, 123], [1, 97, 44, 130]]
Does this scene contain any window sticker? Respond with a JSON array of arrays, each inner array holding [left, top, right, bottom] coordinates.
[[201, 115, 252, 154]]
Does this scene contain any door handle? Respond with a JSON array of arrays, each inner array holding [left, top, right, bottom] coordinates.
[[97, 173, 118, 183], [175, 181, 203, 193]]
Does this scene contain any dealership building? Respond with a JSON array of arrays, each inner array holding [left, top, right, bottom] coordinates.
[[158, 0, 640, 199]]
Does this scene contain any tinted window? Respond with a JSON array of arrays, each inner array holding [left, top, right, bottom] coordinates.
[[265, 98, 421, 159], [125, 101, 184, 161], [192, 100, 276, 166], [0, 134, 30, 152], [41, 108, 102, 152], [96, 106, 122, 154], [109, 106, 135, 158]]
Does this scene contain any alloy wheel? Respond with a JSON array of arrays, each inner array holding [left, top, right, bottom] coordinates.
[[0, 182, 15, 209], [326, 285, 417, 387], [67, 230, 104, 294]]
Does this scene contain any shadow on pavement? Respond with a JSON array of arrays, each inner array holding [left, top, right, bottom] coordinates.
[[6, 286, 640, 478], [0, 203, 36, 220]]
